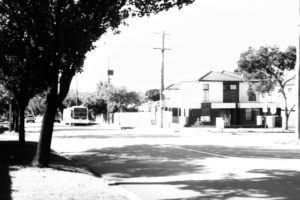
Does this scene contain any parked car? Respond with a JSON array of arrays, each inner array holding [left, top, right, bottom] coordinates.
[[26, 115, 35, 123], [55, 115, 61, 123], [0, 115, 7, 122]]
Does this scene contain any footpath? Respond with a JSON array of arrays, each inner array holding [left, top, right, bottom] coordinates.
[[0, 130, 138, 200]]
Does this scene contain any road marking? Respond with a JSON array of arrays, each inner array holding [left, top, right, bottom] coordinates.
[[163, 145, 284, 160], [163, 145, 234, 158]]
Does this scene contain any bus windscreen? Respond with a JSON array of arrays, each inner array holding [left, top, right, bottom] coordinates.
[[73, 108, 87, 119]]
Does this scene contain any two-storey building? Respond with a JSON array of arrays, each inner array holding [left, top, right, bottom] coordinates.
[[163, 71, 282, 127]]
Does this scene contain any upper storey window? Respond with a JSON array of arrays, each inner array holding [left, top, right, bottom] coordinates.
[[203, 84, 209, 102], [224, 84, 237, 90], [230, 84, 237, 90]]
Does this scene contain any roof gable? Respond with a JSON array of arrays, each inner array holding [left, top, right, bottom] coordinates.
[[198, 71, 243, 82]]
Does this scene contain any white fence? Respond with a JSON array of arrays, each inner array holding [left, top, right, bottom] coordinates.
[[95, 111, 173, 128]]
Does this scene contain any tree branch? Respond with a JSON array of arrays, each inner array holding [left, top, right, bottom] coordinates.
[[283, 75, 296, 87]]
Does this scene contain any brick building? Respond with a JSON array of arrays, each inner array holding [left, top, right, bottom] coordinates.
[[163, 71, 283, 127]]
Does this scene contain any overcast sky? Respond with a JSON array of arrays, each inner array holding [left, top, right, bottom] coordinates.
[[70, 0, 298, 93]]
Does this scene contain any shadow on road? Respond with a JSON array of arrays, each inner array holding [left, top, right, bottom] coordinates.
[[71, 145, 207, 178], [152, 169, 300, 200], [70, 144, 300, 200], [115, 169, 300, 200]]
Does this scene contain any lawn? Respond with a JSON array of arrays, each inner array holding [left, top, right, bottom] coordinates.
[[0, 139, 129, 200]]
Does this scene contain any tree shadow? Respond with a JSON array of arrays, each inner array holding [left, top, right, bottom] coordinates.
[[153, 169, 300, 200], [0, 154, 11, 200], [71, 145, 209, 178], [0, 140, 90, 200], [70, 144, 300, 199]]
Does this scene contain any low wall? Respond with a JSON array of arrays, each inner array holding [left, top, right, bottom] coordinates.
[[113, 112, 155, 127]]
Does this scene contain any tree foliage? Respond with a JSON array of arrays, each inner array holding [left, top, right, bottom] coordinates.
[[0, 84, 10, 115], [96, 81, 142, 112], [0, 1, 50, 145], [84, 95, 107, 115], [145, 89, 160, 101], [237, 45, 296, 130], [27, 93, 47, 116], [237, 46, 296, 93], [63, 91, 82, 108], [0, 0, 194, 167]]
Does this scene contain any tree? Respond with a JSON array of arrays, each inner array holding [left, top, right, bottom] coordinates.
[[0, 84, 10, 116], [1, 0, 195, 167], [63, 92, 82, 108], [110, 87, 142, 112], [0, 1, 49, 145], [84, 95, 107, 115], [237, 45, 296, 130], [96, 82, 141, 112], [28, 92, 47, 116], [145, 89, 160, 101]]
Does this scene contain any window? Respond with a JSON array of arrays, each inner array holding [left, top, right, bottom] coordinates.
[[230, 84, 237, 90], [203, 84, 209, 90], [248, 84, 256, 101], [248, 92, 256, 101], [201, 116, 211, 122], [224, 84, 237, 90], [245, 109, 252, 121], [203, 84, 209, 101]]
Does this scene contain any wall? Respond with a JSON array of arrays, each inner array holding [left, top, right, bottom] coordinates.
[[201, 82, 223, 103], [223, 82, 239, 102], [112, 111, 173, 128]]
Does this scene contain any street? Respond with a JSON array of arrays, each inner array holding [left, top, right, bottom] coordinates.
[[24, 124, 300, 199]]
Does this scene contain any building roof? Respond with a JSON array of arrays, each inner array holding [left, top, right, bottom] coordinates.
[[165, 80, 196, 90], [165, 83, 182, 90], [198, 71, 244, 82]]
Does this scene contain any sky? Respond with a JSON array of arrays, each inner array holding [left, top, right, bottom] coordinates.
[[70, 0, 299, 93]]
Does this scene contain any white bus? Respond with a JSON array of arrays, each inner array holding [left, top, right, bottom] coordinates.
[[63, 106, 89, 125]]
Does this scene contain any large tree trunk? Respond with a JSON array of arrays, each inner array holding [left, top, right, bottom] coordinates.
[[13, 105, 19, 132], [33, 71, 73, 167], [18, 100, 28, 146], [32, 86, 58, 167], [9, 102, 14, 132], [18, 103, 26, 146]]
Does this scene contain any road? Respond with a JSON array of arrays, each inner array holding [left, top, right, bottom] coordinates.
[[25, 124, 300, 199]]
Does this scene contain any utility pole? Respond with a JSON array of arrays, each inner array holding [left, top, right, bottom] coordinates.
[[154, 31, 171, 128], [107, 58, 114, 125]]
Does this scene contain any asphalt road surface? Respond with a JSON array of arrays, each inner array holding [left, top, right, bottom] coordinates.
[[26, 124, 300, 200]]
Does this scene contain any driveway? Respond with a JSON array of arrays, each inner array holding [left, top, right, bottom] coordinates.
[[25, 125, 300, 199]]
